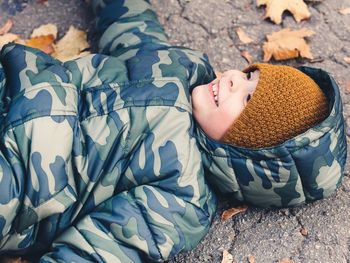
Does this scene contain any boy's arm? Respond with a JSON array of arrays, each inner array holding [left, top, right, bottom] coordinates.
[[92, 0, 169, 59], [40, 185, 216, 262]]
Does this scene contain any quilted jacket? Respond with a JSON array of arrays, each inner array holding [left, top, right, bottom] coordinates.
[[0, 0, 217, 262], [0, 0, 346, 262]]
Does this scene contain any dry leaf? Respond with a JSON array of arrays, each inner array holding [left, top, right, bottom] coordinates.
[[0, 256, 30, 263], [248, 255, 255, 263], [346, 81, 350, 93], [0, 19, 14, 35], [221, 250, 234, 263], [52, 26, 90, 62], [300, 227, 308, 236], [257, 0, 311, 24], [26, 34, 55, 54], [215, 71, 223, 79], [241, 51, 254, 64], [339, 8, 350, 15], [263, 28, 314, 62], [31, 23, 58, 39], [221, 205, 248, 221], [345, 57, 350, 64], [236, 28, 254, 44], [0, 33, 20, 49], [279, 258, 295, 263], [38, 0, 49, 6]]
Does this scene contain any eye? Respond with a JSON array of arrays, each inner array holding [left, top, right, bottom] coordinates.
[[246, 94, 251, 102], [246, 71, 252, 80]]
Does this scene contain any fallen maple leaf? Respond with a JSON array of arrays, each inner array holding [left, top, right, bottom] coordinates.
[[221, 250, 234, 263], [215, 71, 223, 79], [346, 81, 350, 93], [0, 256, 30, 263], [236, 28, 254, 44], [26, 34, 55, 54], [339, 8, 350, 15], [279, 258, 295, 263], [221, 205, 248, 221], [257, 0, 311, 24], [52, 26, 90, 62], [31, 23, 57, 39], [37, 0, 49, 6], [241, 51, 254, 64], [0, 19, 14, 35], [344, 57, 350, 64], [0, 33, 21, 49], [262, 28, 314, 62], [248, 255, 255, 263]]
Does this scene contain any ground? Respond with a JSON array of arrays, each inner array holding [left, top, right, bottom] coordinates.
[[1, 0, 350, 262]]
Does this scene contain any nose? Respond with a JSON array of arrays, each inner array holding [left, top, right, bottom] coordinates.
[[221, 72, 247, 92]]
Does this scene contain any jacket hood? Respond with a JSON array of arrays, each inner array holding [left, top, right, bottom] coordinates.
[[196, 66, 347, 207]]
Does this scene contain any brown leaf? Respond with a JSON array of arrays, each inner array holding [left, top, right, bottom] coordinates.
[[339, 8, 350, 15], [25, 34, 55, 54], [344, 57, 350, 64], [300, 227, 308, 236], [236, 28, 254, 44], [0, 256, 30, 263], [346, 81, 350, 93], [248, 255, 255, 263], [37, 0, 49, 6], [257, 0, 311, 24], [215, 71, 223, 79], [262, 28, 315, 62], [52, 26, 90, 62], [221, 205, 248, 221], [0, 33, 20, 49], [0, 19, 14, 35], [241, 51, 254, 64], [221, 250, 234, 263], [279, 258, 295, 263]]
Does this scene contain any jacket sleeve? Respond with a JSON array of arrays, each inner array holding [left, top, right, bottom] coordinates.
[[40, 184, 216, 262], [92, 0, 169, 59]]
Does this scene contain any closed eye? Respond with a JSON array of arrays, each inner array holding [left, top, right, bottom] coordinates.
[[247, 94, 251, 102], [246, 71, 251, 80]]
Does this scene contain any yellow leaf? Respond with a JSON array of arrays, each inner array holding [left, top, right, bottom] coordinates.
[[257, 0, 311, 24], [279, 258, 295, 263], [241, 50, 254, 64], [236, 28, 254, 44], [52, 26, 90, 62], [0, 18, 14, 35], [25, 34, 55, 54], [262, 28, 314, 62], [31, 23, 58, 39], [221, 250, 234, 263], [339, 7, 350, 15], [221, 205, 248, 221], [0, 33, 20, 49], [248, 255, 255, 263]]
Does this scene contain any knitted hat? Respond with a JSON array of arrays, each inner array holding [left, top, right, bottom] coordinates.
[[222, 64, 329, 148]]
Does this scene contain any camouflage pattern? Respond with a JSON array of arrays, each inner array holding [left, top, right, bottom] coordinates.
[[0, 0, 217, 261], [197, 67, 347, 208]]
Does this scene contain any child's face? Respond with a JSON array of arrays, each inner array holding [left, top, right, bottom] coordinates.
[[192, 69, 260, 141]]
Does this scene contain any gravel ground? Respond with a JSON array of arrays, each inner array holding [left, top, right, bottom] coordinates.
[[1, 0, 350, 262]]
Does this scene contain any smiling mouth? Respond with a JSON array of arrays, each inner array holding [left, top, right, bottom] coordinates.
[[212, 83, 219, 106]]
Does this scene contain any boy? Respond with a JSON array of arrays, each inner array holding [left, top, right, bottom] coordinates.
[[0, 0, 346, 262]]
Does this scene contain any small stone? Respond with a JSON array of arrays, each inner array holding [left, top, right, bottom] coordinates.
[[300, 227, 308, 237]]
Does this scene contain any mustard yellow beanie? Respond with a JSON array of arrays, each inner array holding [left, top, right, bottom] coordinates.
[[222, 64, 329, 148]]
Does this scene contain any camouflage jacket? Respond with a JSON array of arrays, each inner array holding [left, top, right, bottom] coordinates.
[[0, 0, 217, 262], [197, 67, 347, 207]]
